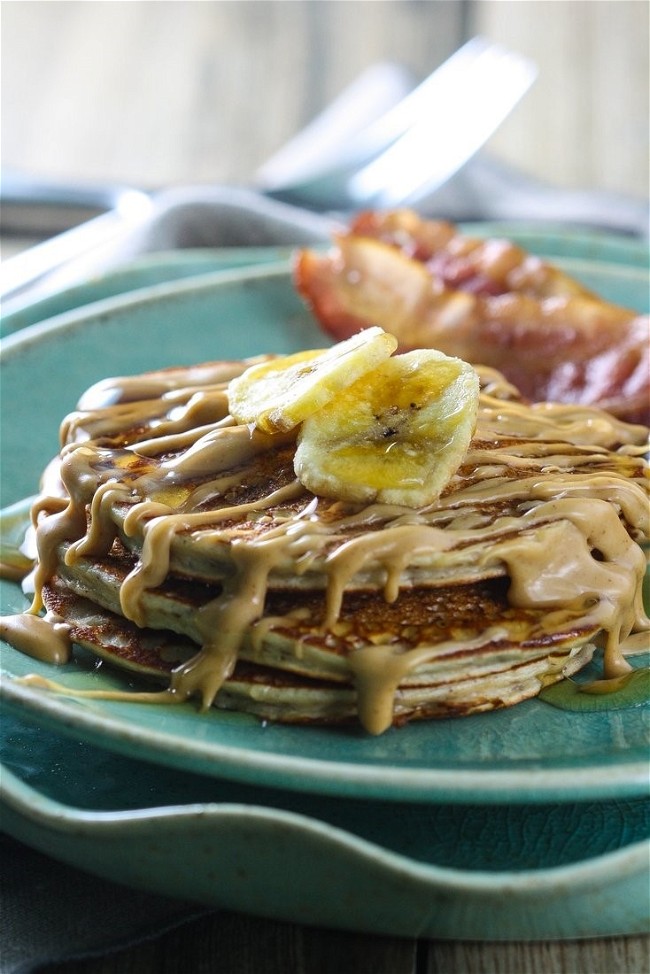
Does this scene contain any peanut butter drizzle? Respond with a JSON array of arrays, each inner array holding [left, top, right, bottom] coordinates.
[[0, 562, 29, 583], [17, 672, 180, 705], [0, 612, 72, 664], [6, 362, 650, 734]]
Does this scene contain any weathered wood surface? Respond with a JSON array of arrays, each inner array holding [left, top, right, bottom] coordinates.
[[38, 911, 650, 974], [3, 1, 647, 195]]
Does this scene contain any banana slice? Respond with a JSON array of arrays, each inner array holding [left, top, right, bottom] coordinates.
[[228, 326, 398, 434], [294, 349, 479, 507]]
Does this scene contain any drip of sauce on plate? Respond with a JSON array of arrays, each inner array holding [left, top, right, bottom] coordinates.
[[17, 673, 182, 706], [539, 667, 649, 712], [0, 613, 72, 665]]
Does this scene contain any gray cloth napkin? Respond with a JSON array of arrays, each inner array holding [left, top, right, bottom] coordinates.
[[6, 186, 337, 311], [114, 185, 338, 254], [0, 836, 212, 974]]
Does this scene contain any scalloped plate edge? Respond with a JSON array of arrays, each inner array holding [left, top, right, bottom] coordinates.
[[1, 762, 648, 941]]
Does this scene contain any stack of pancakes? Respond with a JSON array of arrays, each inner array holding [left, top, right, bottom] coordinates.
[[31, 358, 649, 734]]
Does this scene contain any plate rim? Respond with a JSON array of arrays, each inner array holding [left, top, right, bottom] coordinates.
[[3, 247, 648, 355], [2, 758, 649, 884], [1, 259, 294, 354], [2, 757, 648, 941], [3, 668, 649, 806]]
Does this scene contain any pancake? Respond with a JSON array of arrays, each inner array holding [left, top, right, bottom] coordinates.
[[41, 575, 596, 727], [16, 354, 650, 734]]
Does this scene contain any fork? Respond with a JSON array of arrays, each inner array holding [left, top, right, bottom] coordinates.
[[259, 37, 537, 210]]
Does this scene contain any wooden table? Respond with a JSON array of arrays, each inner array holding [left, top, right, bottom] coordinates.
[[36, 913, 650, 974], [2, 1, 647, 208], [2, 3, 649, 972]]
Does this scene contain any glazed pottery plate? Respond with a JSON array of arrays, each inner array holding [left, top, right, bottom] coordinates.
[[1, 235, 649, 805]]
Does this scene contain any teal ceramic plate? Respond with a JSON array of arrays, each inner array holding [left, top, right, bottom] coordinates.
[[1, 240, 649, 807]]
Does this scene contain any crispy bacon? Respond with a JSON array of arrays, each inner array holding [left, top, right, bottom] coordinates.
[[294, 210, 650, 425]]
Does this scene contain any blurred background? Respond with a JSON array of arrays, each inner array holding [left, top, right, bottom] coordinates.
[[1, 0, 648, 256]]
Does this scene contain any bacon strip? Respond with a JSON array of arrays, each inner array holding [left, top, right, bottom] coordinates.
[[293, 210, 650, 425]]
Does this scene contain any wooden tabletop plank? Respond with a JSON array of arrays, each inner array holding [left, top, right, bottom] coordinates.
[[37, 912, 650, 974]]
